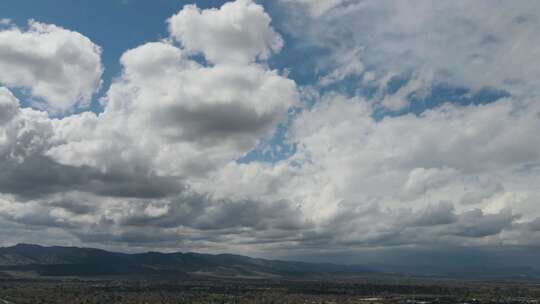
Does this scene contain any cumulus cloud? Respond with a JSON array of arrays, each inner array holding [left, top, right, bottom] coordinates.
[[528, 218, 540, 232], [168, 0, 283, 64], [0, 88, 183, 201], [0, 87, 19, 125], [399, 167, 458, 201], [0, 20, 103, 111], [117, 42, 295, 146], [405, 201, 458, 227], [1, 0, 540, 263], [196, 91, 540, 251], [0, 1, 303, 254], [460, 177, 504, 206], [0, 91, 53, 164], [47, 39, 296, 180]]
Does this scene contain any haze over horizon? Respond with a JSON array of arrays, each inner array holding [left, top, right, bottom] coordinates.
[[1, 0, 540, 273]]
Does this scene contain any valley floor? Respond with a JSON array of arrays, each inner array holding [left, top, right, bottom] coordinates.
[[0, 277, 539, 304]]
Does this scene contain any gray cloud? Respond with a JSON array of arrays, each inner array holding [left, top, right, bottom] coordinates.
[[0, 87, 18, 125], [119, 194, 308, 232], [528, 218, 540, 231], [156, 102, 280, 148], [406, 201, 458, 227], [49, 198, 98, 215], [1, 0, 540, 267], [0, 155, 183, 200], [450, 209, 519, 238]]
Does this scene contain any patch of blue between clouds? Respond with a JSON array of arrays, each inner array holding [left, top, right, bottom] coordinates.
[[373, 82, 510, 121], [237, 109, 299, 164]]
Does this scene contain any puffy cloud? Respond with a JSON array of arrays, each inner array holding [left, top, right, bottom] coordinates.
[[0, 88, 183, 201], [168, 0, 283, 64], [48, 40, 297, 178], [117, 43, 295, 146], [2, 0, 540, 264], [196, 91, 540, 250], [449, 208, 518, 238], [0, 20, 103, 112], [39, 1, 296, 209], [0, 91, 53, 164], [399, 168, 458, 201], [0, 87, 19, 125], [528, 218, 540, 232], [118, 194, 308, 232], [0, 1, 303, 254], [405, 201, 457, 227], [460, 177, 504, 206], [290, 92, 540, 199]]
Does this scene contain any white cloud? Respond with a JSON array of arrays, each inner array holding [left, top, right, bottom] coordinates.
[[282, 0, 345, 17], [399, 168, 458, 201], [0, 0, 298, 252], [0, 1, 299, 253], [0, 20, 103, 112], [49, 40, 297, 177], [0, 19, 12, 26], [380, 69, 433, 111], [168, 0, 283, 64], [2, 0, 540, 259], [318, 47, 364, 86], [460, 177, 504, 206], [0, 87, 19, 125], [280, 0, 540, 98], [0, 87, 54, 164], [196, 91, 540, 249]]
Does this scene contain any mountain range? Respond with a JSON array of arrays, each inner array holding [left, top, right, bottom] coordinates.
[[0, 244, 371, 278], [2, 244, 540, 280]]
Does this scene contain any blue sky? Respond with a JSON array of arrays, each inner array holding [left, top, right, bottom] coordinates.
[[1, 0, 540, 274]]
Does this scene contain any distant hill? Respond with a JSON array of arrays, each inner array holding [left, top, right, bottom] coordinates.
[[0, 244, 372, 278]]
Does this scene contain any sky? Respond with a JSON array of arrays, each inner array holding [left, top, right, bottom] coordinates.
[[1, 0, 540, 272]]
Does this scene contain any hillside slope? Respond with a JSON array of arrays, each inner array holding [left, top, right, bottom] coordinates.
[[0, 244, 371, 278]]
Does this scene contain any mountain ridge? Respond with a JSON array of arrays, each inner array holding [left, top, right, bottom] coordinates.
[[0, 243, 372, 278]]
